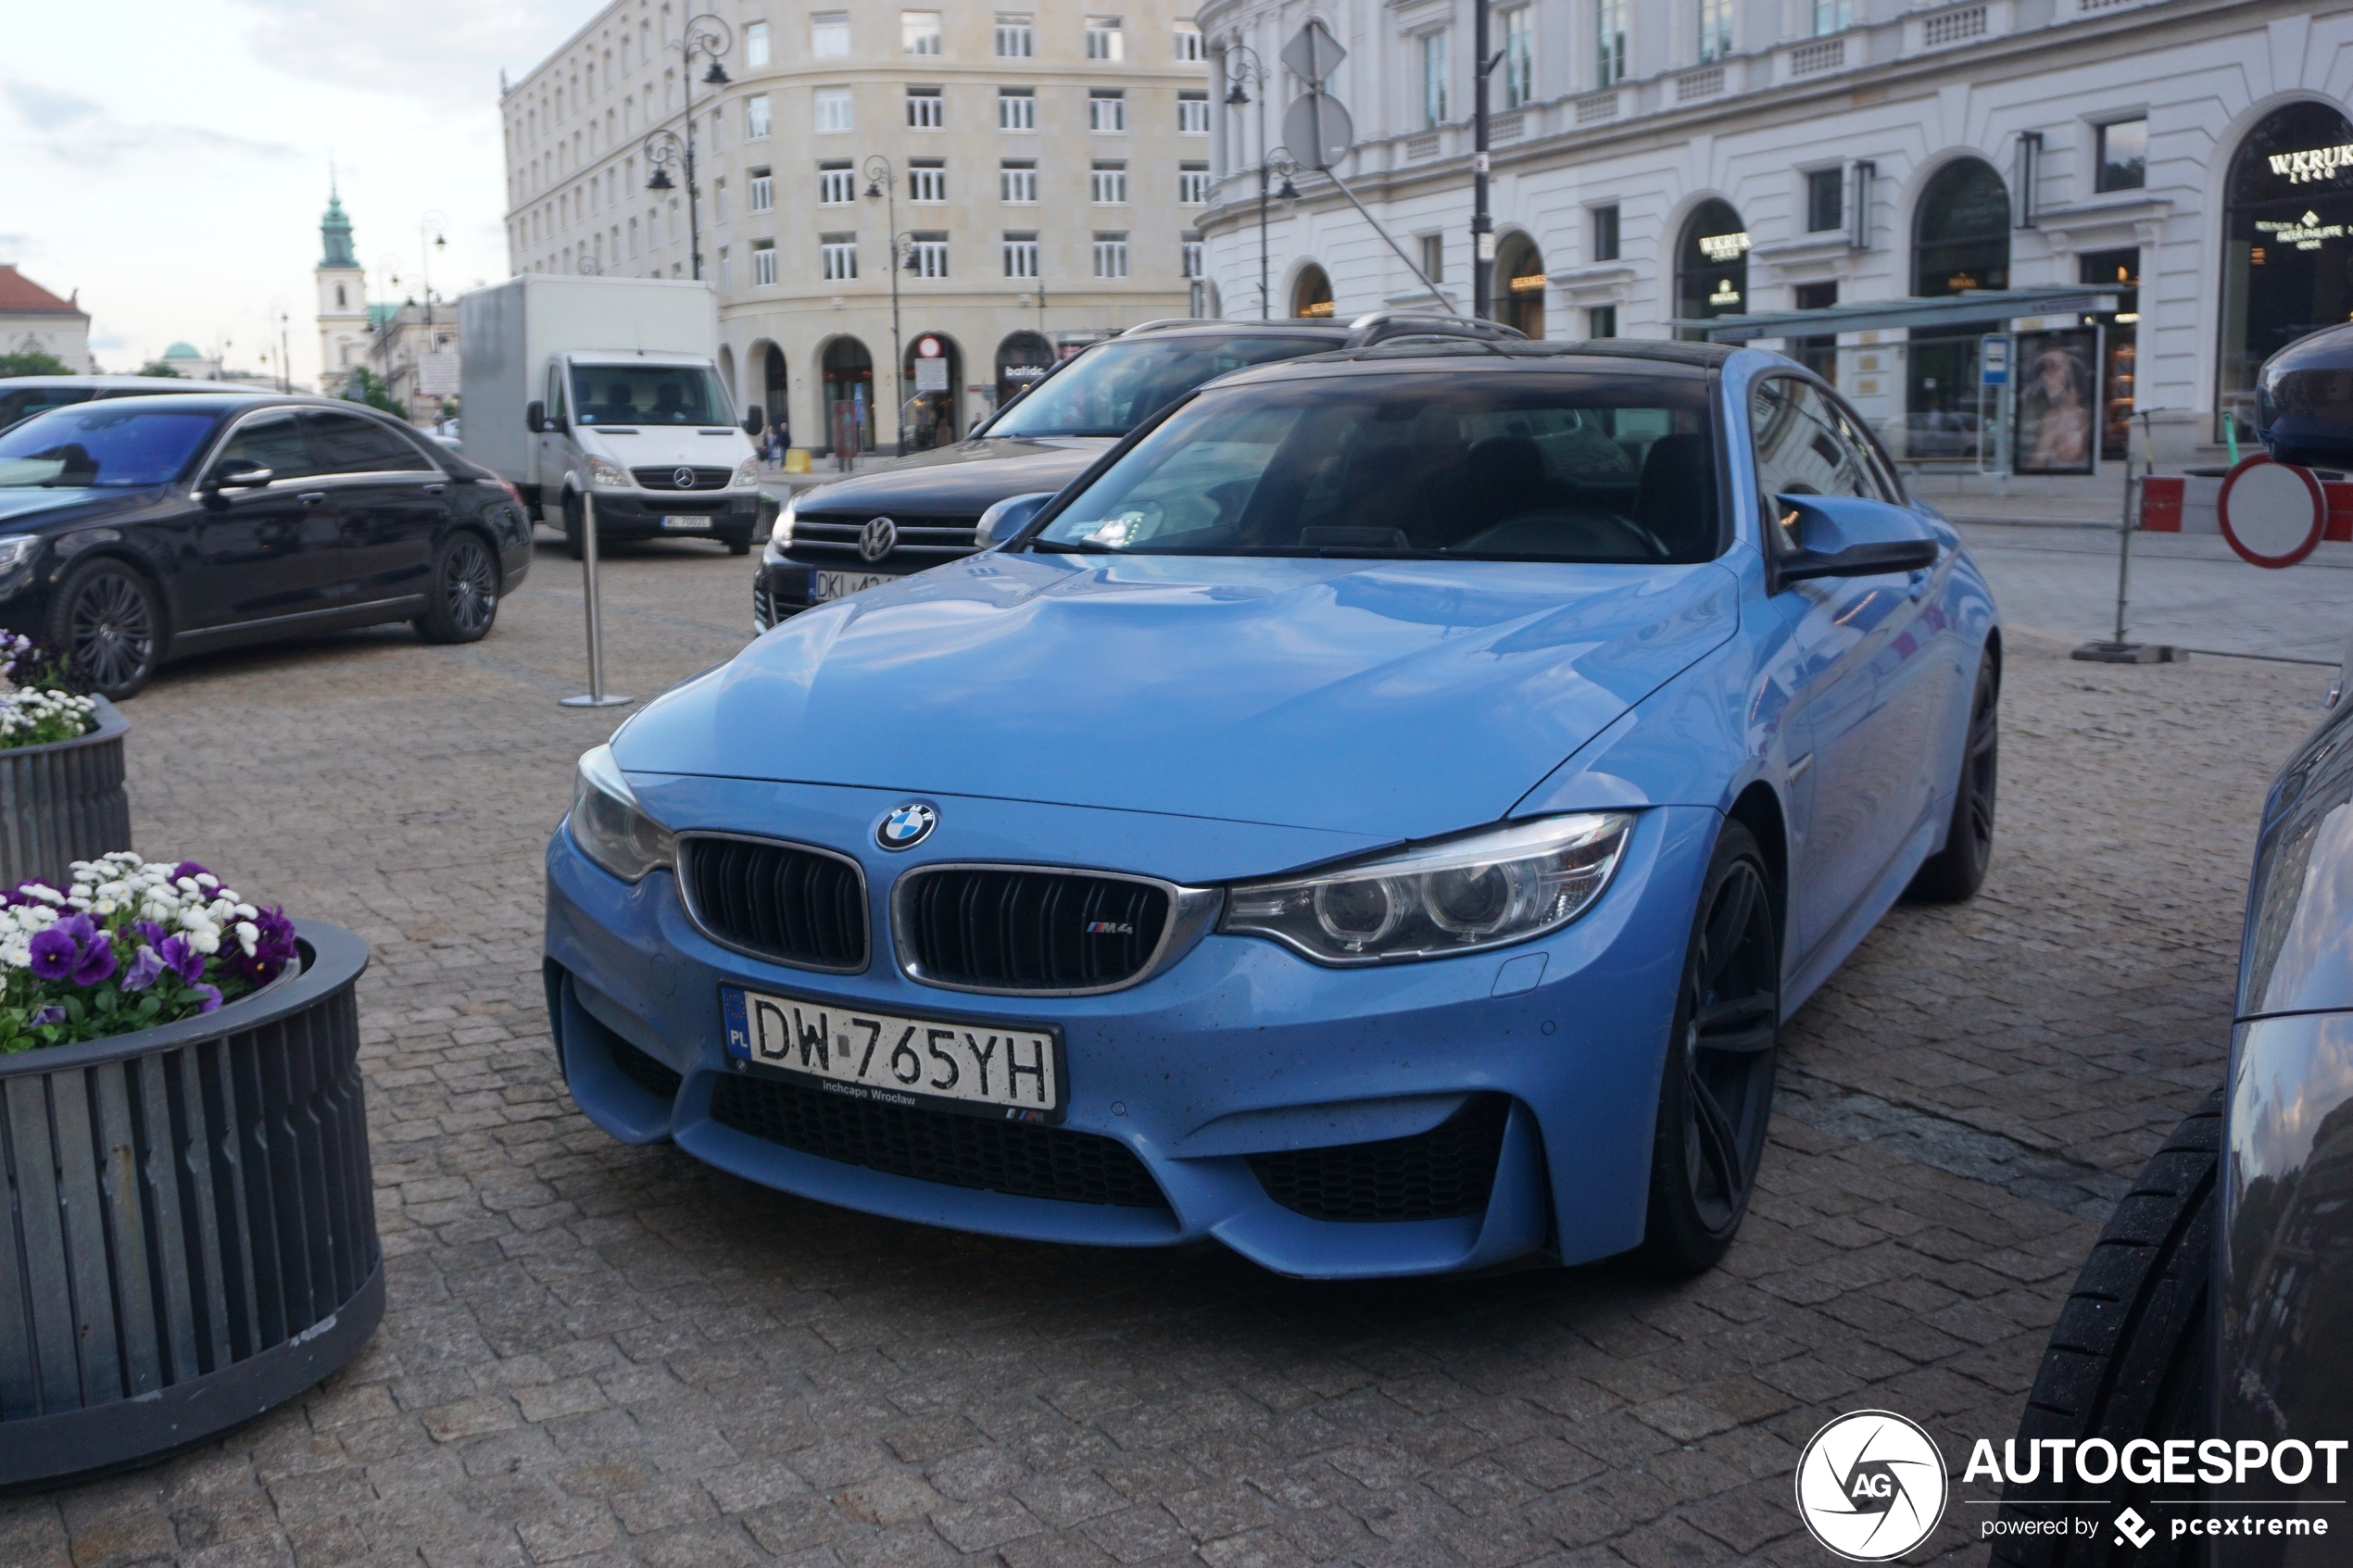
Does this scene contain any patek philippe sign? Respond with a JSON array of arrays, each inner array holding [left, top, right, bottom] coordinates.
[[2257, 210, 2347, 250], [2271, 143, 2353, 184]]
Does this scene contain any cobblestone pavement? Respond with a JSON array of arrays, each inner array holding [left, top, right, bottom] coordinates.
[[0, 538, 2326, 1568]]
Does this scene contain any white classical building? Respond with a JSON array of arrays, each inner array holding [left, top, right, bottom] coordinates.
[[1196, 0, 2353, 482], [0, 266, 94, 373], [503, 1, 1214, 451]]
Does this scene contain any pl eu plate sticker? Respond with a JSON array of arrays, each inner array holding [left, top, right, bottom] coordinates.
[[722, 987, 751, 1060]]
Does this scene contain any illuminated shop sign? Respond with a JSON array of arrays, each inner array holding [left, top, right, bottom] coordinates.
[[1509, 272, 1545, 294], [1698, 231, 1751, 263], [2271, 144, 2353, 184], [2258, 210, 2347, 250], [1708, 280, 1743, 307]]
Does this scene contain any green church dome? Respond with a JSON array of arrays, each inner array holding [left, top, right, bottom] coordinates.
[[161, 342, 201, 359], [321, 191, 358, 270]]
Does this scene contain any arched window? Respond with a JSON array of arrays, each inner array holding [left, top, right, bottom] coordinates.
[[903, 333, 963, 448], [1675, 200, 1748, 339], [2220, 102, 2353, 442], [995, 332, 1054, 411], [822, 337, 875, 455], [335, 284, 346, 307], [762, 344, 788, 441], [1912, 157, 2010, 297], [1291, 265, 1333, 319], [1493, 233, 1545, 339]]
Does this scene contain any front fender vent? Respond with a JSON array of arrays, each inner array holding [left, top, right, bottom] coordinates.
[[1247, 1096, 1511, 1223]]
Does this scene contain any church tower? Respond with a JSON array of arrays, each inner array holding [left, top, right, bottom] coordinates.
[[314, 187, 369, 394]]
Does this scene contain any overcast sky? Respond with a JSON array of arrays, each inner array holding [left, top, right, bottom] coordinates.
[[5, 0, 582, 383]]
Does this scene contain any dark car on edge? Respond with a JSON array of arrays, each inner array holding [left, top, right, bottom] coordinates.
[[1994, 324, 2353, 1565], [0, 391, 533, 698], [751, 312, 1523, 631]]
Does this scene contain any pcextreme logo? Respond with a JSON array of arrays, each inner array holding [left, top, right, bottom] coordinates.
[[1794, 1411, 1950, 1562]]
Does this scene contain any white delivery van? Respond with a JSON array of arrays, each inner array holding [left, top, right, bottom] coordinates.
[[458, 274, 764, 557]]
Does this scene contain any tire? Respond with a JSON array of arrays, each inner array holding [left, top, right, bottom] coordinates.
[[561, 490, 585, 561], [727, 537, 752, 557], [1992, 1092, 2221, 1568], [47, 558, 164, 700], [1908, 646, 1999, 902], [1635, 819, 1781, 1276], [414, 532, 500, 645]]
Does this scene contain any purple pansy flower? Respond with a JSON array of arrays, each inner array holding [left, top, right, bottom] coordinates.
[[160, 934, 206, 985], [29, 913, 117, 987], [225, 906, 297, 985], [191, 984, 221, 1014], [121, 945, 166, 993], [30, 1004, 63, 1026], [170, 861, 214, 887], [27, 923, 78, 981]]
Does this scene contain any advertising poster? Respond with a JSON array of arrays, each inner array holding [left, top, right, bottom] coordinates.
[[2012, 327, 2101, 474]]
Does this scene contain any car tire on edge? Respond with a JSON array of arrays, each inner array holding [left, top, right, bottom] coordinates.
[[1992, 1091, 2221, 1568], [1908, 645, 2000, 903]]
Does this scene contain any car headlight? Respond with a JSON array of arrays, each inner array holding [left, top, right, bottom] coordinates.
[[0, 535, 38, 571], [1220, 812, 1634, 965], [762, 495, 798, 563], [733, 458, 761, 488], [586, 454, 631, 488], [568, 744, 675, 882]]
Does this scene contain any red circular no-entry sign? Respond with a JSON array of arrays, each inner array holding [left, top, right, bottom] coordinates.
[[2217, 454, 2325, 569]]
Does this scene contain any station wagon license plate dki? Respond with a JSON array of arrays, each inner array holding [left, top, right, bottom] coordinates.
[[721, 986, 1064, 1122], [812, 569, 893, 602]]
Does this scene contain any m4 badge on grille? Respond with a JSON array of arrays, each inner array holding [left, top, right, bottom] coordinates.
[[1085, 921, 1134, 935]]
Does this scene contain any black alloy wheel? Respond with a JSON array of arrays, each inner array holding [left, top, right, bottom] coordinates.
[[49, 558, 163, 700], [1907, 648, 1999, 903], [416, 533, 499, 644], [1637, 820, 1781, 1275]]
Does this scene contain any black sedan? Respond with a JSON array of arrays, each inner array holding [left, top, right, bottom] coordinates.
[[0, 392, 532, 697]]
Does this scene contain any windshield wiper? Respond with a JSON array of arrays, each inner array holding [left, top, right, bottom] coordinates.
[[1028, 537, 1118, 554]]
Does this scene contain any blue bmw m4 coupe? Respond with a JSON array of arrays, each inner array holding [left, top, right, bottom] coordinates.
[[544, 339, 2000, 1279]]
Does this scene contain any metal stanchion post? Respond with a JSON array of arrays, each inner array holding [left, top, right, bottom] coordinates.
[[2072, 408, 2183, 665], [560, 494, 635, 708]]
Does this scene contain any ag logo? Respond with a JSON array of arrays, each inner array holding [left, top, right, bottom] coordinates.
[[1794, 1411, 1948, 1562]]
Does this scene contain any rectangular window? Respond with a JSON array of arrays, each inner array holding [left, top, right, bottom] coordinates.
[[1794, 281, 1839, 309], [1000, 159, 1038, 203], [1503, 8, 1534, 108], [1811, 0, 1852, 34], [1086, 16, 1124, 60], [1093, 232, 1129, 278], [1182, 232, 1202, 277], [1089, 90, 1126, 132], [910, 160, 947, 203], [820, 233, 857, 281], [1419, 232, 1444, 284], [752, 240, 776, 287], [750, 167, 774, 211], [1000, 88, 1037, 131], [908, 232, 950, 278], [1592, 204, 1620, 262], [814, 88, 852, 134], [1588, 304, 1617, 338], [1177, 163, 1212, 205], [1003, 231, 1039, 278], [1178, 92, 1209, 135], [1175, 24, 1204, 62], [744, 21, 770, 68], [817, 162, 854, 205], [1090, 161, 1127, 204], [908, 88, 943, 130], [903, 10, 942, 55], [2096, 117, 2147, 193], [1806, 168, 1843, 232], [1596, 1, 1628, 87], [1697, 0, 1731, 62], [1420, 31, 1449, 128], [746, 94, 771, 139], [714, 179, 728, 222], [997, 14, 1033, 56], [812, 13, 849, 56]]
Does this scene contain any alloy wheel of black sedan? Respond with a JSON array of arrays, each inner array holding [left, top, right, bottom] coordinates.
[[417, 533, 499, 645], [53, 560, 162, 700]]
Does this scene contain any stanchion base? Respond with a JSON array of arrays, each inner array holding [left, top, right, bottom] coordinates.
[[560, 694, 636, 708], [2070, 641, 2186, 665]]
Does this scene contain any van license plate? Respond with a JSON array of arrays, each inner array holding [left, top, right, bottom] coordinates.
[[662, 515, 711, 531], [812, 570, 892, 602]]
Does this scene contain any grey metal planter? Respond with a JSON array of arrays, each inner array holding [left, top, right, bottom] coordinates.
[[0, 696, 132, 890], [0, 920, 378, 1489]]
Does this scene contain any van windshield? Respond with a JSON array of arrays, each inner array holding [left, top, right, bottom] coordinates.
[[0, 404, 221, 488], [984, 333, 1338, 438], [570, 365, 732, 426]]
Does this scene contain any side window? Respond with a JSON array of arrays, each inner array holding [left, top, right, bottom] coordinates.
[[212, 410, 316, 482], [1750, 377, 1875, 520], [547, 364, 568, 423], [1826, 392, 1906, 503], [307, 411, 433, 473]]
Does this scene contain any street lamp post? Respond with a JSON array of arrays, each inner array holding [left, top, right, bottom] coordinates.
[[862, 157, 907, 455], [1222, 44, 1296, 321], [642, 12, 733, 281], [419, 211, 447, 419], [1470, 0, 1496, 322]]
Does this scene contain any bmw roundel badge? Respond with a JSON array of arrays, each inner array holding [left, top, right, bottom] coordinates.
[[877, 802, 937, 850]]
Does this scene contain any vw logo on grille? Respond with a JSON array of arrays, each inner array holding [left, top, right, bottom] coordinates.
[[672, 466, 697, 489], [859, 516, 898, 563], [877, 802, 937, 850]]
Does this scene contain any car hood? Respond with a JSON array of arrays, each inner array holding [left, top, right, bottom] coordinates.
[[794, 438, 1111, 514], [618, 552, 1740, 842]]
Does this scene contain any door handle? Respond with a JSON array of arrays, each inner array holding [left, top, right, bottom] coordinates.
[[296, 492, 328, 506], [422, 483, 447, 495]]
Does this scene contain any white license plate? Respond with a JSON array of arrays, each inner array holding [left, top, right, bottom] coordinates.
[[812, 570, 893, 602], [662, 514, 712, 531], [721, 987, 1063, 1121]]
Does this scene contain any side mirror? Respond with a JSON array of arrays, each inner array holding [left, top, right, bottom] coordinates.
[[1771, 494, 1940, 587], [525, 400, 546, 434], [975, 491, 1056, 547], [742, 405, 764, 437], [206, 459, 273, 490]]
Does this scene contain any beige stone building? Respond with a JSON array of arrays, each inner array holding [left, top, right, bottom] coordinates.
[[503, 2, 1214, 452]]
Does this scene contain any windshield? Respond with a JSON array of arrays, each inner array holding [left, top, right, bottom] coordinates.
[[0, 403, 221, 488], [570, 364, 732, 426], [1029, 370, 1721, 563], [985, 332, 1338, 438]]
